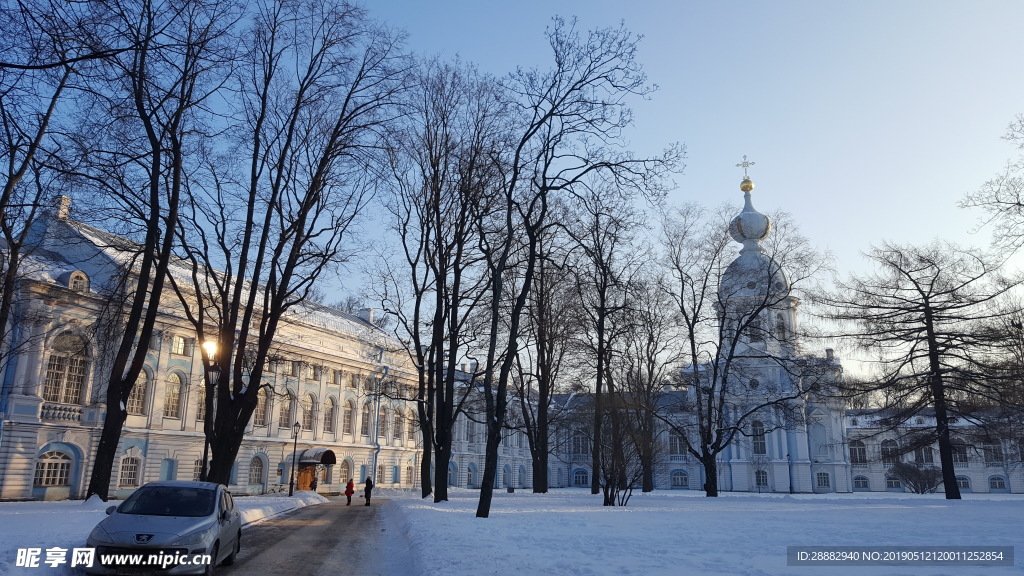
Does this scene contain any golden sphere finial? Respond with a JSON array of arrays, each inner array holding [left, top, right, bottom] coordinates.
[[740, 177, 754, 192]]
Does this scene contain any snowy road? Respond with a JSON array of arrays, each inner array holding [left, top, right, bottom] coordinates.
[[221, 497, 413, 576]]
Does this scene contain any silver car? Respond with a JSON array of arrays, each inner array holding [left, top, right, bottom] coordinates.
[[85, 481, 241, 575]]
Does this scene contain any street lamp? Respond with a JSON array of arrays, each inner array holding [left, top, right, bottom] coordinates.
[[288, 421, 301, 496], [199, 340, 221, 482]]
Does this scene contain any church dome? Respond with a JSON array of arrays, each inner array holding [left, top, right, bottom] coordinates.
[[719, 176, 790, 301], [728, 178, 770, 246]]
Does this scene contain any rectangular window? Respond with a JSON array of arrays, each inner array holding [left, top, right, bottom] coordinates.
[[171, 336, 193, 356], [849, 442, 867, 465], [119, 458, 140, 487], [816, 472, 830, 488], [291, 362, 301, 377], [983, 443, 1004, 465], [43, 355, 68, 402], [334, 369, 344, 386]]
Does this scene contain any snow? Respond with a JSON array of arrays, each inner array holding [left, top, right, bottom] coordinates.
[[0, 491, 328, 575], [2, 488, 1022, 575]]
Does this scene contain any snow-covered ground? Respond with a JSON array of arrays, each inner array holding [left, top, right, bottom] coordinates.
[[0, 491, 329, 575], [2, 488, 1022, 575]]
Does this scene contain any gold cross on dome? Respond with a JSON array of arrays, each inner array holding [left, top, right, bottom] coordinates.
[[735, 155, 755, 178]]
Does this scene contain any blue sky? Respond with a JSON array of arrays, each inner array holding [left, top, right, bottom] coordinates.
[[366, 0, 1024, 278]]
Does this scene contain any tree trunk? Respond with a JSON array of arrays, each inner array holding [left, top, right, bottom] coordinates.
[[476, 419, 501, 518], [532, 403, 549, 493], [87, 394, 127, 500], [702, 455, 719, 497], [930, 380, 961, 500]]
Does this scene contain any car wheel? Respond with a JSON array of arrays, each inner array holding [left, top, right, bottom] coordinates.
[[223, 531, 240, 566], [204, 544, 218, 576]]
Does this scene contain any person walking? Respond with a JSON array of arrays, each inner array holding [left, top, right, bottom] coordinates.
[[344, 479, 355, 505], [364, 476, 374, 506]]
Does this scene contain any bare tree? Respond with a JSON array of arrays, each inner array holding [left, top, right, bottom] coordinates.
[[660, 195, 833, 497], [515, 204, 579, 493], [617, 273, 684, 493], [822, 241, 1020, 499], [961, 114, 1024, 253], [377, 57, 502, 500], [0, 0, 83, 384], [473, 17, 680, 518], [169, 0, 408, 484], [72, 0, 238, 500], [567, 188, 645, 498], [889, 461, 943, 494]]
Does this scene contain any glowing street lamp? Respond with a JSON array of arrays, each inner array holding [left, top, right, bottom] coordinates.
[[289, 421, 301, 496], [199, 340, 220, 482]]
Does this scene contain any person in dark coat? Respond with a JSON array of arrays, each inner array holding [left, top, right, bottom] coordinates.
[[344, 479, 355, 505], [364, 476, 374, 506]]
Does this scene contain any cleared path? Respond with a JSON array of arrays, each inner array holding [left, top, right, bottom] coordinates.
[[221, 497, 416, 576]]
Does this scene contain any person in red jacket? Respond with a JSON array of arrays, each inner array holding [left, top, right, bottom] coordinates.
[[344, 479, 355, 505]]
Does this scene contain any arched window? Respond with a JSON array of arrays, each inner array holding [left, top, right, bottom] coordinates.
[[573, 469, 589, 487], [379, 408, 389, 439], [671, 470, 688, 488], [248, 457, 265, 485], [849, 440, 867, 464], [164, 373, 183, 418], [278, 393, 294, 428], [254, 389, 268, 426], [126, 377, 147, 416], [885, 476, 902, 491], [989, 476, 1008, 491], [853, 476, 869, 490], [323, 398, 337, 433], [34, 452, 71, 486], [69, 271, 89, 292], [393, 411, 403, 440], [751, 421, 767, 455], [360, 404, 371, 436], [301, 394, 316, 430], [192, 459, 203, 481], [881, 440, 899, 467], [914, 445, 934, 464], [119, 457, 141, 487], [407, 414, 416, 440], [43, 333, 89, 404], [339, 461, 352, 483], [343, 401, 354, 435], [956, 476, 971, 491]]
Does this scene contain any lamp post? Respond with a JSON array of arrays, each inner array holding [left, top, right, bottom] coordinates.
[[199, 341, 221, 482], [288, 421, 301, 496]]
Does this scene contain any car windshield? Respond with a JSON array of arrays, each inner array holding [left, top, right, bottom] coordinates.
[[119, 486, 216, 517]]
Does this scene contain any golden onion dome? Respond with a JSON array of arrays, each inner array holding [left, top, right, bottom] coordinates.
[[740, 177, 754, 192]]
